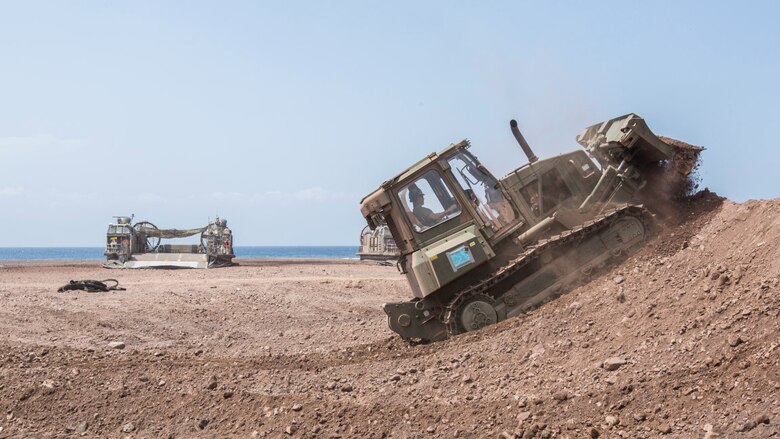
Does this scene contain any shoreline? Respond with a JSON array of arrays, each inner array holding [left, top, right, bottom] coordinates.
[[0, 257, 370, 268]]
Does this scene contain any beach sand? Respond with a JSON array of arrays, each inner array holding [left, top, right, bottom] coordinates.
[[1, 196, 779, 438], [0, 259, 406, 357]]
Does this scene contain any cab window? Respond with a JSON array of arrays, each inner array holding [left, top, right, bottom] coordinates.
[[398, 170, 462, 233], [447, 152, 516, 232]]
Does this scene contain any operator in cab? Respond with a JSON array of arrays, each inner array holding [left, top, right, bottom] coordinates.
[[409, 185, 458, 228]]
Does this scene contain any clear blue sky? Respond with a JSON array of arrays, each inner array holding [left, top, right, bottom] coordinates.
[[1, 2, 778, 246]]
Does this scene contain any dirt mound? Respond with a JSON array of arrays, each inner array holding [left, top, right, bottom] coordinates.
[[1, 195, 779, 438]]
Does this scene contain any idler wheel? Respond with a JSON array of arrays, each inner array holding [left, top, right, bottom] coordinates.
[[397, 313, 411, 328], [457, 296, 498, 332]]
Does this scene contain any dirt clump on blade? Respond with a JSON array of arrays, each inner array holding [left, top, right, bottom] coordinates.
[[659, 135, 705, 198], [2, 196, 780, 438], [636, 136, 705, 222]]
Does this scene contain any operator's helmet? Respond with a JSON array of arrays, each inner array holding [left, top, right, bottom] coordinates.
[[408, 184, 424, 203]]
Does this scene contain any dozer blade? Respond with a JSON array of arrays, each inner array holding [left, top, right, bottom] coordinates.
[[576, 113, 704, 211], [576, 113, 683, 166]]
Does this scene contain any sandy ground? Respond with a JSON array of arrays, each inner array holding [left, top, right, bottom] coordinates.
[[0, 259, 406, 358], [1, 194, 779, 438]]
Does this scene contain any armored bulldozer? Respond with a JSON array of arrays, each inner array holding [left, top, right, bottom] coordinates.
[[359, 113, 702, 342]]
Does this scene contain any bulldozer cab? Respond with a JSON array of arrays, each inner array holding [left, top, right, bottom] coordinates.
[[361, 141, 522, 298], [364, 143, 517, 243]]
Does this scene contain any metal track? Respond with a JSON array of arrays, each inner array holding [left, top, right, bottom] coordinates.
[[442, 203, 653, 337]]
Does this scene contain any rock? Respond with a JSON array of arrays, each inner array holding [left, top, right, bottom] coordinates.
[[518, 411, 531, 424], [223, 391, 234, 399], [284, 424, 298, 435], [197, 419, 209, 429], [603, 357, 627, 371], [18, 387, 35, 401], [77, 421, 89, 433], [121, 422, 135, 433], [325, 381, 337, 390], [605, 416, 618, 427], [658, 424, 672, 434], [755, 414, 770, 425], [291, 403, 303, 412], [426, 426, 436, 433], [552, 391, 569, 402], [702, 423, 722, 438], [728, 336, 744, 347], [206, 376, 218, 390], [616, 291, 626, 303], [389, 375, 401, 382], [633, 413, 646, 422], [737, 420, 756, 432], [108, 341, 125, 350], [613, 275, 625, 285], [341, 384, 353, 392], [499, 431, 513, 439], [462, 375, 473, 384], [589, 427, 600, 438]]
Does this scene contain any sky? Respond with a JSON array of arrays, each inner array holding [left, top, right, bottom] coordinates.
[[1, 1, 779, 246]]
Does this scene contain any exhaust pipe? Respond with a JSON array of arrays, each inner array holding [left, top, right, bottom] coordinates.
[[510, 119, 538, 164]]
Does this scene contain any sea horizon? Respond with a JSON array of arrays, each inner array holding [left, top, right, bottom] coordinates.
[[0, 246, 360, 261]]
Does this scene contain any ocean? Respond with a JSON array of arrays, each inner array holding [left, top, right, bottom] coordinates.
[[0, 246, 359, 261]]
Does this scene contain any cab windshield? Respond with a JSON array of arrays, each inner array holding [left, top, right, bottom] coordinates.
[[397, 169, 462, 233]]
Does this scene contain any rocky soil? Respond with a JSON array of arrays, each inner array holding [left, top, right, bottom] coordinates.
[[1, 193, 779, 438]]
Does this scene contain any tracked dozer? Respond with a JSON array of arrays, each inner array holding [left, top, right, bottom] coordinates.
[[359, 113, 702, 342]]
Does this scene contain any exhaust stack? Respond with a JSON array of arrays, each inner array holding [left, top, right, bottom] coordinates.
[[510, 119, 538, 164]]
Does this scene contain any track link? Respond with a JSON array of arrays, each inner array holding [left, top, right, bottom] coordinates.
[[443, 203, 653, 338]]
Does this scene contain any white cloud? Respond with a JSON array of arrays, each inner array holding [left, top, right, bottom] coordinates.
[[210, 187, 355, 204], [0, 186, 24, 197], [0, 134, 85, 154]]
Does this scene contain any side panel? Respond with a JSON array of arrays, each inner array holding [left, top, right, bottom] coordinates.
[[406, 224, 495, 299]]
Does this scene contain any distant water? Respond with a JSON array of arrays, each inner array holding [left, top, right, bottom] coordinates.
[[0, 246, 359, 261]]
